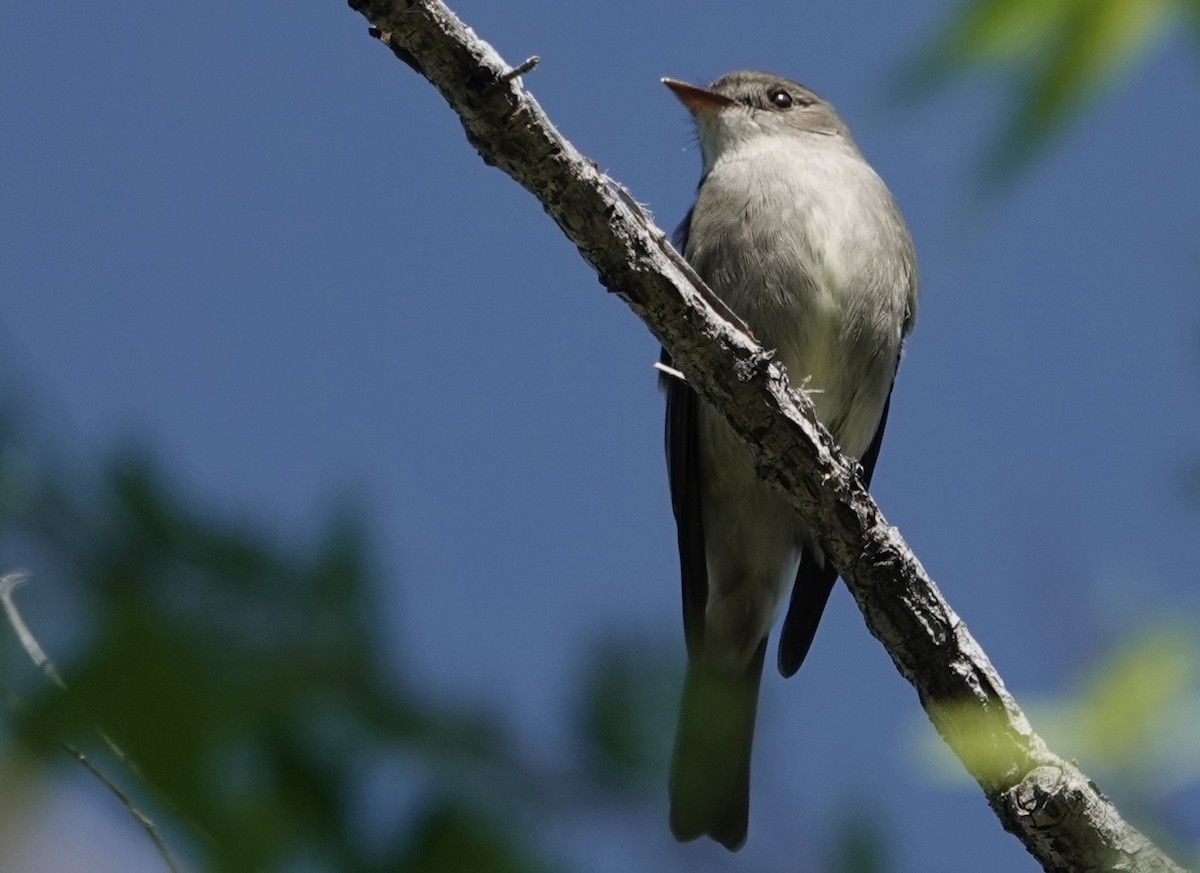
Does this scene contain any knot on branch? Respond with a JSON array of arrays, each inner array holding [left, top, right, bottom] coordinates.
[[1010, 766, 1071, 826]]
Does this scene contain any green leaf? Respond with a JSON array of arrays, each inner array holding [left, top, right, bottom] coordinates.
[[904, 0, 1182, 181], [995, 0, 1176, 173], [1073, 627, 1197, 766], [946, 0, 1076, 64]]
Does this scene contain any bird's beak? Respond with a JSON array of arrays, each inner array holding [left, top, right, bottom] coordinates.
[[662, 78, 736, 117]]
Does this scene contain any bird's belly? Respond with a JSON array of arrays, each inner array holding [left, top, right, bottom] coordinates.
[[694, 281, 895, 669], [749, 270, 896, 460], [695, 406, 804, 670]]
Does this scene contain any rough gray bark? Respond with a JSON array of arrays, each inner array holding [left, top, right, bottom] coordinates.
[[343, 2, 1189, 871]]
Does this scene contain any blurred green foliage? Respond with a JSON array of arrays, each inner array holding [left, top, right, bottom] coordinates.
[[576, 640, 676, 791], [0, 414, 661, 872], [826, 808, 890, 873], [914, 626, 1200, 861], [906, 0, 1197, 177]]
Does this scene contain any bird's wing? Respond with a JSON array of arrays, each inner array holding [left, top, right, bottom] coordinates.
[[663, 349, 708, 658], [776, 387, 893, 677], [664, 209, 708, 657]]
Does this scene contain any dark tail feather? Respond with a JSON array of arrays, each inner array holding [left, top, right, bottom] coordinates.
[[777, 551, 839, 678], [777, 390, 894, 677], [669, 638, 768, 851]]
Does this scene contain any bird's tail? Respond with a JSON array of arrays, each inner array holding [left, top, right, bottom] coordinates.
[[669, 638, 767, 851]]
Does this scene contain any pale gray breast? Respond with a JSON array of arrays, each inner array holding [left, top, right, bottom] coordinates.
[[685, 140, 914, 456]]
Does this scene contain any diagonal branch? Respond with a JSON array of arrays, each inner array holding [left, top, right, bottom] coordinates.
[[343, 2, 1188, 871]]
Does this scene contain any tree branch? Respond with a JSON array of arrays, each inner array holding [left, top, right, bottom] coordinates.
[[343, 3, 1188, 871]]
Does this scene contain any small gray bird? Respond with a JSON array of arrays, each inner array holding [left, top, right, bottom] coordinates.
[[661, 71, 918, 850]]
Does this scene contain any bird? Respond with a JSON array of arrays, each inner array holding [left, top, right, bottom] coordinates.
[[660, 71, 918, 850]]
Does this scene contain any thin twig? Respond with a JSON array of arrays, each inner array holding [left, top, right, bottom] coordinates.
[[652, 361, 685, 383], [61, 741, 185, 873], [0, 571, 65, 689], [501, 56, 539, 81]]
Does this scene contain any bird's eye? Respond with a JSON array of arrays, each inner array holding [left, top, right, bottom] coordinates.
[[769, 90, 793, 109]]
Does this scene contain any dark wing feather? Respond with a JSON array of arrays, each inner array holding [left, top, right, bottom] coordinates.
[[663, 352, 708, 656], [777, 388, 893, 677], [663, 209, 708, 657]]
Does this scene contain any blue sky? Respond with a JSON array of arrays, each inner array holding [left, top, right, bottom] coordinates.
[[2, 0, 1198, 870]]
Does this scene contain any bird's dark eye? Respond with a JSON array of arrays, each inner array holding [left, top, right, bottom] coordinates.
[[769, 89, 793, 109]]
